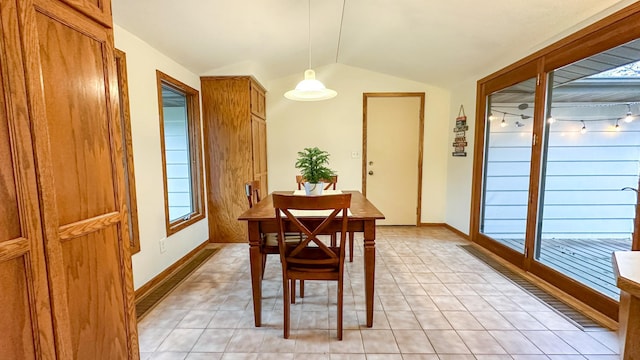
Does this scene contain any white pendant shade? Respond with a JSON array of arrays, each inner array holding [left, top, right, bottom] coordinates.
[[284, 69, 337, 101]]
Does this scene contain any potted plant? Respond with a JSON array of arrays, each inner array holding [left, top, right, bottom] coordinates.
[[295, 147, 335, 195]]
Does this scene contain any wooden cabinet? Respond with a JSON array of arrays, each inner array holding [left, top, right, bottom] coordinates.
[[0, 0, 138, 359], [201, 76, 268, 243]]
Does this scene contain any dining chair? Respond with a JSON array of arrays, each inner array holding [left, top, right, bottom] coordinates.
[[273, 193, 352, 340], [295, 175, 355, 262], [244, 181, 301, 277]]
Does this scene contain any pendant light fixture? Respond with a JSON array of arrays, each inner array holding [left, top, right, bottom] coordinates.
[[284, 0, 338, 101]]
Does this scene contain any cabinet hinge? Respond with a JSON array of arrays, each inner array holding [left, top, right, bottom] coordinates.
[[536, 74, 541, 86], [532, 133, 537, 146]]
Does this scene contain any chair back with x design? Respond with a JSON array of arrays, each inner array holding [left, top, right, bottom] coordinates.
[[272, 193, 351, 339]]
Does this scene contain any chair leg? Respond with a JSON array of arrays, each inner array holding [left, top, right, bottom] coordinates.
[[330, 233, 337, 247], [261, 253, 267, 278], [348, 231, 354, 262], [300, 280, 304, 298], [291, 278, 296, 304], [283, 276, 290, 339], [337, 278, 343, 340]]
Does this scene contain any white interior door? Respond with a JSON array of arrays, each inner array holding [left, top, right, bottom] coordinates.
[[365, 95, 422, 225]]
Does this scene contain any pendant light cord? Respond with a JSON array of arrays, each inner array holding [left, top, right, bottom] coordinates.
[[335, 0, 345, 63], [308, 0, 311, 69]]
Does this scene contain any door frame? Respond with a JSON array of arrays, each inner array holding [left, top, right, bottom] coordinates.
[[362, 92, 425, 225]]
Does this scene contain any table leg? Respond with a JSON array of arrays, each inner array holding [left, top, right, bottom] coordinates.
[[248, 222, 263, 327], [363, 221, 376, 327]]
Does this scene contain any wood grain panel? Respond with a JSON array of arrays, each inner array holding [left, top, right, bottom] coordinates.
[[250, 81, 266, 119], [0, 257, 35, 360], [0, 60, 21, 242], [44, 0, 113, 27], [201, 76, 254, 243], [19, 1, 139, 358], [61, 227, 128, 360], [251, 115, 268, 198], [114, 49, 140, 254], [35, 10, 116, 226], [0, 1, 56, 358]]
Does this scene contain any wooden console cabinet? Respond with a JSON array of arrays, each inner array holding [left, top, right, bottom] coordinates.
[[201, 76, 268, 243]]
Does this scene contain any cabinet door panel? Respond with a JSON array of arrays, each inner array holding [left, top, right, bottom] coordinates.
[[61, 228, 127, 358], [41, 0, 112, 27], [35, 11, 116, 226], [0, 1, 55, 358], [0, 256, 36, 359], [22, 1, 138, 358]]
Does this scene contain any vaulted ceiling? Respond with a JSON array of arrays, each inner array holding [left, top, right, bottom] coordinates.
[[111, 0, 636, 88]]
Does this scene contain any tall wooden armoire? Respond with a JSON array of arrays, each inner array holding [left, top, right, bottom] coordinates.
[[0, 0, 138, 359], [201, 76, 268, 243]]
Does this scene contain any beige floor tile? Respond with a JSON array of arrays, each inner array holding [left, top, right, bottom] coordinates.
[[191, 329, 233, 352], [521, 331, 578, 355], [150, 352, 189, 360], [139, 327, 174, 353], [360, 329, 400, 353], [328, 354, 367, 360], [157, 329, 204, 352], [400, 355, 439, 360], [424, 330, 471, 354], [294, 329, 330, 353], [430, 295, 466, 311], [393, 329, 435, 353], [220, 354, 259, 360], [502, 312, 548, 330], [470, 311, 516, 330], [489, 330, 543, 354], [553, 331, 614, 355], [456, 295, 493, 311], [442, 311, 484, 330], [225, 329, 266, 353], [140, 226, 619, 359], [405, 295, 439, 311], [185, 353, 223, 360], [457, 330, 507, 354], [385, 310, 421, 329], [328, 330, 364, 353], [177, 310, 217, 329], [414, 311, 453, 330]]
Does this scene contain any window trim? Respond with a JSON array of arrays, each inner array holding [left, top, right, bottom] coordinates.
[[115, 49, 141, 254], [156, 70, 205, 235]]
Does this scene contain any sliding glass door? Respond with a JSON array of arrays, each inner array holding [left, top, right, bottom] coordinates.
[[480, 78, 537, 254], [536, 41, 640, 299], [472, 6, 640, 317]]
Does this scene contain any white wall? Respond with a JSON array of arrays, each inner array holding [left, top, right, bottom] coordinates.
[[114, 25, 209, 290], [266, 63, 451, 223], [445, 80, 477, 234]]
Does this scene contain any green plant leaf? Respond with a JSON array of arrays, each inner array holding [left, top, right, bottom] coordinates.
[[294, 147, 335, 184]]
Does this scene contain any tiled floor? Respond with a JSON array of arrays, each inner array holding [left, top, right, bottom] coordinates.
[[137, 226, 620, 360]]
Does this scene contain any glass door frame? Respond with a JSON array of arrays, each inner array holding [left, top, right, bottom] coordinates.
[[470, 2, 640, 320]]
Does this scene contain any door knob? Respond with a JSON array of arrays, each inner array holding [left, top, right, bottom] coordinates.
[[368, 170, 374, 175]]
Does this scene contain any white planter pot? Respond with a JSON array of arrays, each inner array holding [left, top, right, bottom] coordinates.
[[304, 182, 323, 195]]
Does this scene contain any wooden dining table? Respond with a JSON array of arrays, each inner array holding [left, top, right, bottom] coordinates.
[[238, 190, 385, 327]]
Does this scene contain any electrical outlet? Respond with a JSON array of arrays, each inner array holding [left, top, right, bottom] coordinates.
[[351, 151, 360, 159], [159, 239, 166, 253]]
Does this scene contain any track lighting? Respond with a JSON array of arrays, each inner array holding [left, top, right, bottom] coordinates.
[[580, 121, 587, 134]]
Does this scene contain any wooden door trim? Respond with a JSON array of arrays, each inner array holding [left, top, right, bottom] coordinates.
[[114, 48, 141, 254], [362, 92, 425, 225]]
